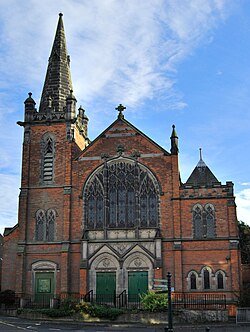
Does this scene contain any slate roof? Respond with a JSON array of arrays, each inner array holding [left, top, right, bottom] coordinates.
[[185, 157, 220, 186], [39, 13, 73, 113]]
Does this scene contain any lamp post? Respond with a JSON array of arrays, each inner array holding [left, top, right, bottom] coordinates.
[[165, 272, 173, 332]]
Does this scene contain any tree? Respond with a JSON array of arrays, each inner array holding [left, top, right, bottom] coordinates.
[[238, 220, 250, 264]]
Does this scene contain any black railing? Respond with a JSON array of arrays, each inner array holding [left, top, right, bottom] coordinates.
[[5, 292, 227, 310], [118, 290, 127, 308], [84, 290, 93, 303], [173, 293, 227, 310]]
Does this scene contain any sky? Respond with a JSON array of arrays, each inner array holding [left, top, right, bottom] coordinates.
[[0, 0, 249, 234]]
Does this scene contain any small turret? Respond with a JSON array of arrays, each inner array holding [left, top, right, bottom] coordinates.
[[24, 92, 36, 121], [77, 105, 89, 138], [66, 90, 77, 121], [170, 124, 178, 155]]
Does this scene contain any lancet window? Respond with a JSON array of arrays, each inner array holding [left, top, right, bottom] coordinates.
[[193, 203, 215, 239], [84, 159, 160, 230], [35, 208, 56, 241]]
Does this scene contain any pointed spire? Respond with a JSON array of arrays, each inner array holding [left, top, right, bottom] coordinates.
[[39, 13, 73, 113], [170, 124, 179, 155], [197, 148, 206, 167]]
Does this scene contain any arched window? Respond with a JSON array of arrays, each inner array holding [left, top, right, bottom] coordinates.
[[205, 204, 215, 238], [41, 134, 55, 182], [47, 209, 56, 241], [193, 204, 203, 238], [84, 159, 160, 230], [190, 273, 197, 290], [203, 268, 210, 289], [85, 177, 104, 229], [35, 209, 56, 241], [217, 272, 224, 289], [36, 210, 45, 241], [193, 204, 215, 239]]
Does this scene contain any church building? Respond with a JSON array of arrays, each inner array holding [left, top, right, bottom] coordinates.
[[2, 14, 241, 305]]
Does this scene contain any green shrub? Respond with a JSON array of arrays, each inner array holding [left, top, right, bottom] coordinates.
[[60, 297, 78, 312], [140, 291, 168, 312], [76, 301, 123, 320]]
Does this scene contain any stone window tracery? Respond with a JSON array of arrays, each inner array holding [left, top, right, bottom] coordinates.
[[193, 203, 215, 239], [35, 209, 56, 241], [84, 159, 160, 230]]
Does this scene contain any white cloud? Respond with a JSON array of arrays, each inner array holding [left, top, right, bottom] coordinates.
[[236, 188, 250, 225], [0, 0, 232, 232], [0, 0, 230, 110]]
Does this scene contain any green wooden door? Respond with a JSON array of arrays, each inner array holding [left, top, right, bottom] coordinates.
[[96, 272, 116, 303], [35, 272, 54, 305], [128, 271, 148, 302]]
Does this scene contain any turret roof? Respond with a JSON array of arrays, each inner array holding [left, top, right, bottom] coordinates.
[[185, 150, 219, 186]]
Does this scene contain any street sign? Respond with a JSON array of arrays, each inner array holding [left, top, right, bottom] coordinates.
[[152, 284, 168, 289], [153, 279, 167, 283]]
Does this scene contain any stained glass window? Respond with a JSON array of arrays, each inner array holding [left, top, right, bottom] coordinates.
[[84, 160, 159, 230]]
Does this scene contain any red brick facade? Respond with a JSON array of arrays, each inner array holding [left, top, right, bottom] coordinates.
[[1, 15, 241, 304]]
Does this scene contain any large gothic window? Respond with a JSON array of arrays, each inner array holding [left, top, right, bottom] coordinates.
[[41, 133, 55, 182], [84, 159, 160, 230], [193, 203, 215, 239]]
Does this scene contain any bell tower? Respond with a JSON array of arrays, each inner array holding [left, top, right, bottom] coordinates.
[[15, 13, 89, 296]]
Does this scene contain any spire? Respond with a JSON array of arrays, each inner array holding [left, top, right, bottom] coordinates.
[[170, 124, 179, 155], [39, 13, 73, 113], [197, 147, 206, 167]]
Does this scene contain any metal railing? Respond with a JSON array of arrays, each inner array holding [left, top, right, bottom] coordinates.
[[236, 308, 250, 324], [2, 292, 227, 310], [172, 293, 227, 310]]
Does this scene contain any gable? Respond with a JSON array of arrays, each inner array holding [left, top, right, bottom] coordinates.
[[76, 117, 170, 160]]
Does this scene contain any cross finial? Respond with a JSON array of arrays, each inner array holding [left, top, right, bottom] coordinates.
[[116, 104, 126, 119]]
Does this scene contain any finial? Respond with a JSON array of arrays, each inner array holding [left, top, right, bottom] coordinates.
[[28, 92, 32, 98], [199, 148, 202, 160], [116, 104, 126, 119], [59, 13, 63, 17], [172, 124, 175, 129]]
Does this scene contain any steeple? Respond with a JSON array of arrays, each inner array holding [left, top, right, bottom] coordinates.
[[39, 13, 73, 113]]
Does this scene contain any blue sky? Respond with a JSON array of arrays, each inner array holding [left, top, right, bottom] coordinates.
[[0, 0, 249, 234]]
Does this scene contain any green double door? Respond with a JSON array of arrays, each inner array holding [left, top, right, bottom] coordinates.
[[128, 271, 148, 302], [96, 272, 116, 303], [35, 272, 54, 304]]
